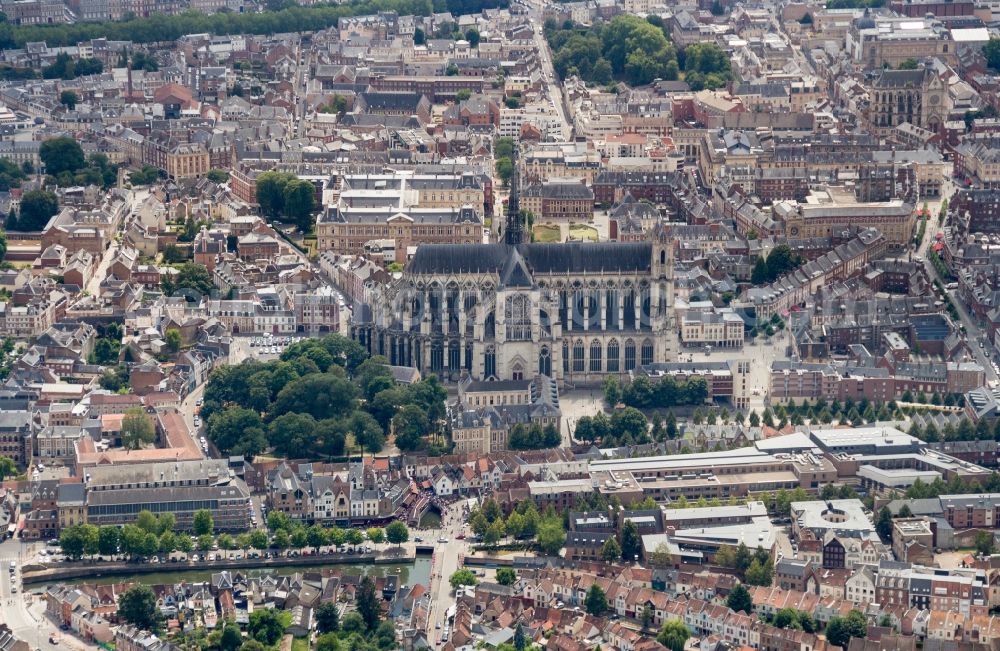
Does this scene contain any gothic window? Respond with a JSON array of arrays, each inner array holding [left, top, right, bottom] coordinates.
[[605, 289, 617, 328], [505, 294, 531, 341], [573, 339, 585, 373], [607, 339, 620, 373], [641, 339, 654, 366], [562, 341, 569, 374], [485, 346, 496, 378], [539, 346, 551, 377], [448, 340, 460, 370], [512, 362, 524, 382], [660, 250, 666, 265], [465, 343, 473, 371], [624, 339, 636, 371], [431, 342, 443, 372], [590, 340, 602, 372], [485, 311, 496, 340]]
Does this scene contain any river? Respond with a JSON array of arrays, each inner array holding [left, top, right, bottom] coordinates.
[[28, 558, 432, 592]]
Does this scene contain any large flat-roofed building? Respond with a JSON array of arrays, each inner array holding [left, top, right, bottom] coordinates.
[[791, 498, 878, 540], [774, 189, 915, 246], [84, 459, 251, 531], [812, 426, 993, 487], [643, 501, 776, 565], [588, 443, 837, 502]]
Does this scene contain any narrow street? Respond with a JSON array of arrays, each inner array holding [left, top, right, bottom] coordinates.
[[524, 0, 571, 140], [913, 180, 999, 382]]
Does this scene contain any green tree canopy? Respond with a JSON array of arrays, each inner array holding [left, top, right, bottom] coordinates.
[[121, 406, 155, 450]]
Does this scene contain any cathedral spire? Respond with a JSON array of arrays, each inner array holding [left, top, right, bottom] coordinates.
[[504, 143, 523, 246]]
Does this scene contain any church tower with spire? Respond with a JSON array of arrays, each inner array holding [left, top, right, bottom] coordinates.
[[504, 144, 523, 247]]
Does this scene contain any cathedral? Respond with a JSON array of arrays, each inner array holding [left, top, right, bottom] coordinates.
[[353, 166, 676, 385]]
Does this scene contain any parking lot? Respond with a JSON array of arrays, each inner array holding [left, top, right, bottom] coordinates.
[[249, 333, 294, 359]]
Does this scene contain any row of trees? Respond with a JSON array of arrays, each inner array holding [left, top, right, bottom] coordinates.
[[202, 334, 447, 458], [42, 52, 103, 80], [468, 497, 568, 554], [603, 374, 709, 410], [572, 407, 649, 447], [60, 508, 410, 562], [0, 0, 509, 49]]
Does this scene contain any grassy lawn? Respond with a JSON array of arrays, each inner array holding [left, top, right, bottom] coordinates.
[[291, 637, 310, 651], [533, 224, 561, 243], [568, 224, 598, 241]]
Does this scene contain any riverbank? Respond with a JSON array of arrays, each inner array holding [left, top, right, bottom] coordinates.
[[23, 549, 422, 586]]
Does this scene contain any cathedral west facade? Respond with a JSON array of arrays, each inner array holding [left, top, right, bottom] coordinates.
[[353, 235, 676, 385]]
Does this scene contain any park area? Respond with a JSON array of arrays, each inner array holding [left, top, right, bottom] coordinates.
[[533, 224, 561, 242], [569, 224, 599, 241]]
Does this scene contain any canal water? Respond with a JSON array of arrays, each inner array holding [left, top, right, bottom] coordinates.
[[29, 558, 432, 592]]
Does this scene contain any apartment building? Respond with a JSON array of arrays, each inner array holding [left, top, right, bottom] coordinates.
[[680, 309, 744, 349]]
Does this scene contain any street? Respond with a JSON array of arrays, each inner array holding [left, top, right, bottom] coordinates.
[[912, 180, 999, 383], [0, 538, 91, 651], [524, 0, 571, 140], [421, 504, 472, 646]]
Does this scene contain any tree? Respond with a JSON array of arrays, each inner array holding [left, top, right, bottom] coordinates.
[[976, 530, 995, 556], [193, 509, 214, 536], [414, 27, 425, 45], [340, 613, 365, 634], [40, 136, 85, 175], [206, 169, 228, 183], [584, 584, 608, 615], [220, 624, 243, 651], [120, 406, 155, 450], [513, 624, 528, 651], [206, 406, 266, 457], [536, 518, 565, 556], [898, 504, 913, 518], [876, 507, 893, 541], [16, 190, 58, 231], [826, 610, 868, 649], [356, 575, 381, 630], [59, 90, 79, 110], [386, 520, 409, 547], [657, 620, 690, 651], [393, 404, 430, 451], [60, 525, 87, 561], [366, 528, 385, 544], [726, 583, 753, 614], [496, 567, 517, 586], [456, 88, 472, 101], [465, 28, 480, 47], [118, 585, 159, 630], [484, 517, 506, 547], [0, 455, 15, 481], [450, 569, 478, 590], [592, 58, 613, 85], [745, 557, 773, 586], [159, 327, 182, 353], [249, 608, 288, 645], [799, 12, 813, 24], [97, 526, 119, 557], [496, 157, 514, 186], [986, 38, 1000, 72], [601, 536, 621, 562], [283, 178, 316, 232], [161, 262, 214, 301], [315, 602, 340, 633]]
